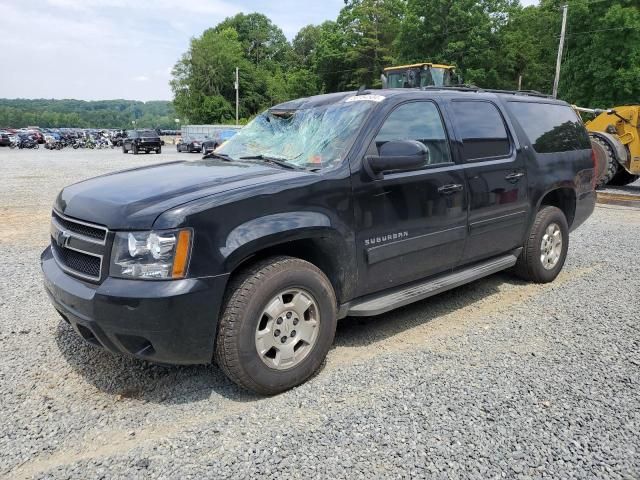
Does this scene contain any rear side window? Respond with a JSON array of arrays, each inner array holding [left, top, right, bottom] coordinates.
[[507, 102, 591, 153], [450, 101, 511, 161]]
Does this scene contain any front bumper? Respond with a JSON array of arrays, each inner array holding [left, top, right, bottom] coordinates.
[[41, 246, 229, 365]]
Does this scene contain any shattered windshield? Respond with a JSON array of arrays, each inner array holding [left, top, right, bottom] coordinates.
[[217, 98, 377, 169]]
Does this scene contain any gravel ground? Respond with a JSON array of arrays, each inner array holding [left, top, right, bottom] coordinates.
[[0, 147, 638, 479]]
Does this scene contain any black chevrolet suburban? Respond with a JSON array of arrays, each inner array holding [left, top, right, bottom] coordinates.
[[122, 129, 162, 155], [42, 88, 596, 394]]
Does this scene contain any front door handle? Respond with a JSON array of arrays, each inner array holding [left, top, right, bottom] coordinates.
[[438, 184, 464, 195], [505, 171, 525, 182]]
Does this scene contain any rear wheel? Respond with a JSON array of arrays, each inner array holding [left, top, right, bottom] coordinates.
[[215, 256, 337, 395], [156, 146, 162, 154], [514, 206, 569, 283], [608, 169, 639, 187]]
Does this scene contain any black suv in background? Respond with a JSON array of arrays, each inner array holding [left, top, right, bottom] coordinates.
[[42, 88, 596, 394], [122, 130, 161, 154]]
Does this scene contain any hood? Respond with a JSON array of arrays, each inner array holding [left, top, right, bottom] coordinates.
[[55, 159, 295, 229]]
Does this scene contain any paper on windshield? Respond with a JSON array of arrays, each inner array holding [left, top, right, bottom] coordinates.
[[345, 94, 385, 103]]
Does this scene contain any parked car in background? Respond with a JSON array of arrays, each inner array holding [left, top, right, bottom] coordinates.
[[177, 135, 206, 153], [26, 129, 45, 144], [202, 128, 240, 155], [122, 130, 162, 154], [0, 131, 10, 146]]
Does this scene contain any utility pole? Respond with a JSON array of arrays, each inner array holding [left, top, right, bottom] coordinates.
[[553, 4, 568, 99], [234, 67, 239, 126]]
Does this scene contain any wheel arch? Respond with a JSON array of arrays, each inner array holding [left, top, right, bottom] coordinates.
[[590, 131, 629, 170], [222, 219, 355, 305], [537, 187, 577, 228]]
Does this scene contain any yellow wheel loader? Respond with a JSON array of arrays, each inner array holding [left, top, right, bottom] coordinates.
[[576, 106, 640, 188], [381, 63, 459, 89]]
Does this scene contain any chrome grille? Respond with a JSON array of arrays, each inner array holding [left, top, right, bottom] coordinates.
[[50, 211, 108, 282], [52, 211, 107, 241], [51, 243, 101, 278]]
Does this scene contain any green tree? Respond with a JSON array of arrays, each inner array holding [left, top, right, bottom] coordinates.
[[0, 99, 176, 129], [337, 0, 405, 88], [558, 0, 640, 107], [171, 28, 248, 123], [396, 0, 519, 86], [496, 5, 558, 92], [214, 13, 291, 66]]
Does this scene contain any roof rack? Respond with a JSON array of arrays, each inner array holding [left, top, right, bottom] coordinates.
[[420, 85, 552, 98]]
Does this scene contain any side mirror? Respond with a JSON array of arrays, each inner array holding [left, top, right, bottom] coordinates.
[[365, 140, 429, 179]]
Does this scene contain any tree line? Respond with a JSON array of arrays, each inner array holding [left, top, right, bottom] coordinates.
[[171, 0, 640, 124], [0, 99, 176, 129]]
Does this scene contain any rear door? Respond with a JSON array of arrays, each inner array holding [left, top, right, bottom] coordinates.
[[352, 100, 468, 296], [448, 99, 530, 264]]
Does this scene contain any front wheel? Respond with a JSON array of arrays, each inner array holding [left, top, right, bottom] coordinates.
[[215, 256, 337, 395], [156, 147, 161, 154], [514, 206, 569, 283]]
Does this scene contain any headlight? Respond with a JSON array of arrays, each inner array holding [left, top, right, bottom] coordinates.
[[110, 228, 192, 279]]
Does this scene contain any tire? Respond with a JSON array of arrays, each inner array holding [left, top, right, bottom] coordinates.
[[592, 136, 619, 188], [133, 144, 138, 155], [514, 206, 569, 283], [215, 256, 337, 395], [122, 145, 128, 154], [156, 147, 162, 154], [608, 169, 639, 187]]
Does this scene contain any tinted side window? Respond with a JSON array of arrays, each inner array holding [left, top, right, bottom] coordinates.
[[375, 101, 451, 165], [507, 102, 591, 153], [450, 101, 511, 161]]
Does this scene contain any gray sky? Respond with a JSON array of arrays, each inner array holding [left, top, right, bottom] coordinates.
[[0, 0, 540, 101]]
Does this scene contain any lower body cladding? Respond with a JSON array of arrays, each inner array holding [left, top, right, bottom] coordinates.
[[41, 246, 228, 365]]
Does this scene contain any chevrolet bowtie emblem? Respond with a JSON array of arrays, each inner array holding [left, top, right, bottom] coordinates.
[[56, 230, 72, 248]]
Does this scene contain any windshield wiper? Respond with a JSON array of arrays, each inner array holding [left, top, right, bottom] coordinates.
[[203, 152, 233, 161], [239, 154, 302, 170]]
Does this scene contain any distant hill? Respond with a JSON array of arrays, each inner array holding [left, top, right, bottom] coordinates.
[[0, 99, 177, 129]]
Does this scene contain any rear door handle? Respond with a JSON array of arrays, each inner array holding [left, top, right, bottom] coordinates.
[[505, 172, 525, 182], [438, 184, 464, 195]]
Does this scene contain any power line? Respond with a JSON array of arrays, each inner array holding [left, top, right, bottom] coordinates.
[[560, 26, 640, 37]]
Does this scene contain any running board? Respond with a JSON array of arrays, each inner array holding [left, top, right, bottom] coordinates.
[[346, 253, 518, 317]]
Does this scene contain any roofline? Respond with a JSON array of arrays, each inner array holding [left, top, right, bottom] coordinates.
[[384, 63, 455, 71]]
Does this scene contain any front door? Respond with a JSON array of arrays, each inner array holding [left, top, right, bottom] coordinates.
[[352, 100, 468, 297], [447, 99, 530, 264]]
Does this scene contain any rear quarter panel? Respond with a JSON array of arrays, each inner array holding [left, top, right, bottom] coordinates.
[[502, 98, 596, 233]]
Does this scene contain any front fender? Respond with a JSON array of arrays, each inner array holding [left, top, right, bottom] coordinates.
[[219, 211, 348, 270]]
